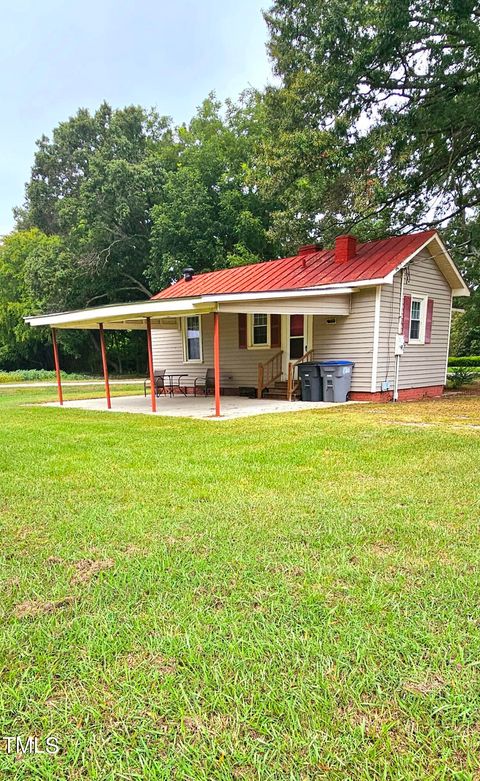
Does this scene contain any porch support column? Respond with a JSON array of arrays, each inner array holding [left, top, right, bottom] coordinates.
[[213, 311, 221, 417], [146, 317, 157, 413], [51, 328, 63, 406], [98, 323, 111, 409]]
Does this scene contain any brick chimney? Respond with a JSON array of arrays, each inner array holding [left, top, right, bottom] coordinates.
[[298, 243, 322, 255], [335, 235, 357, 263]]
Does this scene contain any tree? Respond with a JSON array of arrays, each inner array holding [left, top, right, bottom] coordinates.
[[5, 96, 279, 371], [0, 229, 66, 368], [147, 94, 280, 290], [261, 0, 480, 327], [17, 102, 175, 307], [264, 0, 480, 228]]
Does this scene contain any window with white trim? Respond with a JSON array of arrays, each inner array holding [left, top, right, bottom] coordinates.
[[409, 296, 426, 343], [183, 315, 203, 362], [247, 313, 271, 348], [252, 313, 268, 345]]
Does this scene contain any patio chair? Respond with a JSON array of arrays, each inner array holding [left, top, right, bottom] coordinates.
[[193, 368, 215, 396], [144, 369, 166, 397]]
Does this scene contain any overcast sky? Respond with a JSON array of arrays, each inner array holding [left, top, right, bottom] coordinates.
[[0, 0, 273, 235]]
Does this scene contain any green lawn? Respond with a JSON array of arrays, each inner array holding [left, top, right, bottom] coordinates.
[[0, 386, 479, 780]]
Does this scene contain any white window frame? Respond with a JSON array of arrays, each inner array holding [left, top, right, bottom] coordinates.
[[247, 313, 271, 349], [182, 315, 203, 363], [409, 294, 427, 344]]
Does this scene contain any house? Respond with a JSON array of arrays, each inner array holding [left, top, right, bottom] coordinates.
[[25, 229, 469, 416], [148, 230, 468, 401]]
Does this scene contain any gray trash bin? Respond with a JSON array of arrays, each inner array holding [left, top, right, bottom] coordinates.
[[297, 362, 323, 402], [319, 360, 355, 402]]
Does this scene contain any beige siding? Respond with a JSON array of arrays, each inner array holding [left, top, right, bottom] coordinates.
[[152, 291, 377, 392], [376, 248, 452, 390], [312, 288, 376, 391], [152, 313, 282, 388], [218, 293, 350, 315]]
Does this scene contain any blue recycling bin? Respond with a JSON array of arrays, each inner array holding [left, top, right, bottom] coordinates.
[[319, 360, 355, 402]]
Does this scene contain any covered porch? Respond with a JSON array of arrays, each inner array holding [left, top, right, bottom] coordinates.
[[44, 393, 346, 420], [25, 286, 352, 417]]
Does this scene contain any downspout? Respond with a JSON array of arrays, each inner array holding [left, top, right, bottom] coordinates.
[[393, 269, 405, 402]]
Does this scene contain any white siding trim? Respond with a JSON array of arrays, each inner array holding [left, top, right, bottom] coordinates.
[[181, 315, 204, 363], [371, 285, 382, 392], [444, 290, 453, 384], [384, 233, 469, 297]]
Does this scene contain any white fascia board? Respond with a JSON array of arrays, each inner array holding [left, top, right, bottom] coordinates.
[[199, 287, 354, 303], [383, 233, 470, 297], [25, 298, 215, 328], [314, 279, 387, 291]]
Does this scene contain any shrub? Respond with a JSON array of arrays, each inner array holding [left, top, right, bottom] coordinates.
[[447, 368, 477, 389], [448, 356, 480, 368], [0, 369, 93, 383]]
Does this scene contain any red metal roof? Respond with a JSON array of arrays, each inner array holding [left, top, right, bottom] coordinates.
[[153, 230, 437, 300]]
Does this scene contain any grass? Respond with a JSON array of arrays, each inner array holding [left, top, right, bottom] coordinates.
[[0, 370, 145, 383], [0, 370, 97, 383], [0, 386, 479, 779]]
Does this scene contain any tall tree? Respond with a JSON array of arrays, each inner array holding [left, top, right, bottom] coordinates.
[[0, 229, 69, 369], [263, 0, 480, 233], [17, 102, 175, 307], [147, 94, 280, 290], [261, 0, 480, 347], [5, 96, 280, 370]]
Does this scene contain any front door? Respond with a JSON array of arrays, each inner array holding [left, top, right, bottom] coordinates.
[[289, 314, 306, 360], [282, 315, 312, 377]]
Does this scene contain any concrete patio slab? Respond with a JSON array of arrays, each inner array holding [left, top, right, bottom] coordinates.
[[43, 394, 355, 420]]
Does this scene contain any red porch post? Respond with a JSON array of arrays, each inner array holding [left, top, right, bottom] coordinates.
[[146, 317, 157, 413], [213, 311, 221, 417], [98, 323, 111, 409], [51, 328, 63, 406]]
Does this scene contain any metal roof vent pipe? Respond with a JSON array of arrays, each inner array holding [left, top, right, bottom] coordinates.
[[183, 267, 195, 282]]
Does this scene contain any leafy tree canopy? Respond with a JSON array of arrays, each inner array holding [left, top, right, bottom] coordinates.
[[261, 0, 480, 347], [4, 96, 279, 369]]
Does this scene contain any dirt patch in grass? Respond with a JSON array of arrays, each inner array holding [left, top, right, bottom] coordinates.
[[46, 555, 64, 565], [340, 703, 401, 736], [402, 674, 446, 696], [71, 558, 114, 584], [268, 563, 305, 578], [4, 577, 20, 590], [183, 716, 204, 735], [124, 651, 177, 675], [14, 596, 75, 618], [120, 544, 148, 557], [370, 541, 397, 557]]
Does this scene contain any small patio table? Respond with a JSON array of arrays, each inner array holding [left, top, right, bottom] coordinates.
[[162, 373, 189, 398]]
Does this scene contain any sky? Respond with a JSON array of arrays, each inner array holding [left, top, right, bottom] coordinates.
[[0, 0, 273, 235]]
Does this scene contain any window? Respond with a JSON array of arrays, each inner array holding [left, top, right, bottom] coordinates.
[[252, 313, 268, 346], [410, 299, 421, 340], [240, 314, 281, 350], [409, 297, 426, 343], [183, 315, 202, 362]]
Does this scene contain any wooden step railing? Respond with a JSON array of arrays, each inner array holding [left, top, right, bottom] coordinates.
[[287, 349, 314, 401], [257, 351, 283, 399]]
